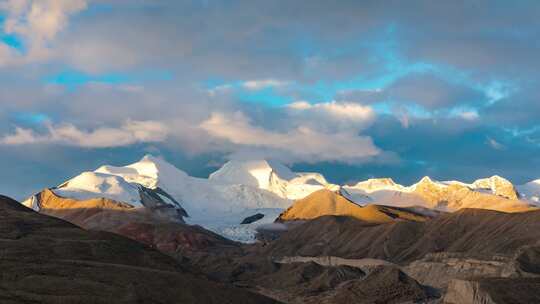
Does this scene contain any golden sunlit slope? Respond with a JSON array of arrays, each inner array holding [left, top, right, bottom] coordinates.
[[26, 188, 185, 230], [411, 178, 534, 213], [277, 189, 427, 223]]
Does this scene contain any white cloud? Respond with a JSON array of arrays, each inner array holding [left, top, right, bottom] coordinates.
[[286, 100, 376, 133], [287, 100, 375, 122], [200, 111, 380, 163], [207, 84, 233, 96], [0, 0, 87, 64], [393, 107, 410, 129], [486, 137, 505, 150], [242, 79, 289, 90], [457, 110, 479, 121], [0, 120, 168, 148], [206, 79, 289, 97]]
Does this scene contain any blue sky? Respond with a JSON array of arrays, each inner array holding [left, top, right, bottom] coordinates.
[[0, 0, 540, 199]]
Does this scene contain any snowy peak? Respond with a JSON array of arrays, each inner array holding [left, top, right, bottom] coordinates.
[[416, 176, 438, 186], [408, 176, 448, 192], [472, 175, 519, 200], [350, 178, 403, 193], [350, 176, 449, 194], [208, 159, 338, 200], [128, 154, 189, 181], [97, 155, 189, 190], [209, 159, 294, 189], [54, 171, 143, 207]]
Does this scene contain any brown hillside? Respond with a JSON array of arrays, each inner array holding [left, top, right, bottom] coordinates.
[[277, 189, 427, 223], [0, 195, 277, 304], [34, 188, 240, 256], [265, 208, 540, 263]]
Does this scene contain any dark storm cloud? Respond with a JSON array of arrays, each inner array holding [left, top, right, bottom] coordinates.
[[385, 74, 486, 110]]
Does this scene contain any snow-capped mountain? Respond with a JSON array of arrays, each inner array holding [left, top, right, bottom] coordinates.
[[22, 154, 539, 243], [344, 175, 533, 212], [26, 155, 321, 242], [54, 171, 143, 207], [470, 175, 519, 200], [209, 159, 340, 200]]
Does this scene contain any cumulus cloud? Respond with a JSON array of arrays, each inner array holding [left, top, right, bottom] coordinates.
[[287, 100, 375, 122], [286, 100, 376, 133], [0, 0, 87, 64], [0, 120, 168, 148], [200, 111, 380, 163]]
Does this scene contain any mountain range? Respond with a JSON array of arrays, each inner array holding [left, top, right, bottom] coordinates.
[[13, 155, 540, 303], [23, 155, 539, 242]]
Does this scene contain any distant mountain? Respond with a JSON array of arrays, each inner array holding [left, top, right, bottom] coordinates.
[[345, 175, 534, 212], [471, 175, 519, 200]]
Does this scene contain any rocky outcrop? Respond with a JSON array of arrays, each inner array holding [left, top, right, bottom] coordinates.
[[502, 244, 540, 277], [404, 252, 510, 290], [443, 277, 540, 304], [443, 279, 496, 304], [274, 256, 395, 269], [253, 263, 429, 304], [314, 266, 429, 304], [241, 213, 265, 224]]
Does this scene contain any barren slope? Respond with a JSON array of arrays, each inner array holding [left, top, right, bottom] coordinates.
[[265, 208, 540, 263], [0, 195, 278, 304], [277, 189, 427, 223]]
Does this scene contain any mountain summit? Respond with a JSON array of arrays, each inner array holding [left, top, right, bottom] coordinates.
[[210, 159, 339, 199], [209, 159, 296, 188], [471, 175, 519, 200]]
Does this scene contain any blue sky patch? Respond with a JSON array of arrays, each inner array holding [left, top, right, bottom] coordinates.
[[238, 88, 293, 106], [13, 112, 50, 125], [45, 69, 173, 90]]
